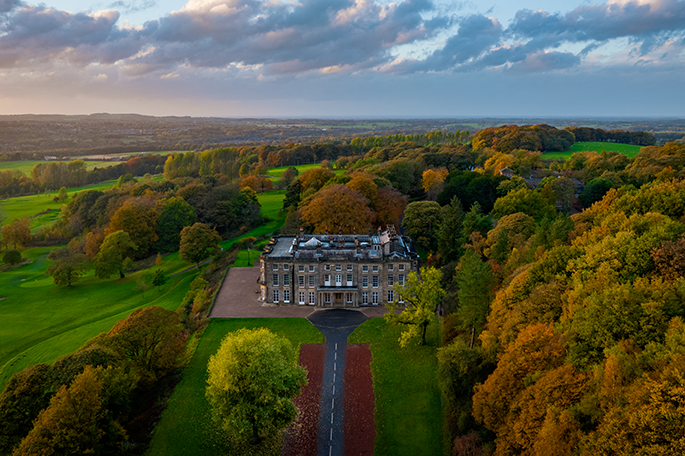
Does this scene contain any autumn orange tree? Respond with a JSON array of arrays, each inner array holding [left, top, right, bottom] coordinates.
[[12, 366, 126, 456], [300, 184, 373, 233], [1, 217, 31, 249], [422, 167, 448, 200], [85, 306, 187, 387]]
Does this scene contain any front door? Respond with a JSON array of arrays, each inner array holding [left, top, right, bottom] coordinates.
[[335, 293, 343, 305]]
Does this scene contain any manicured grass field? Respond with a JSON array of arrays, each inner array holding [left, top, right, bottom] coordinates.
[[0, 248, 199, 391], [267, 162, 324, 177], [0, 180, 120, 231], [542, 141, 643, 161], [349, 318, 442, 456], [0, 176, 166, 232], [146, 318, 323, 456], [256, 190, 286, 220]]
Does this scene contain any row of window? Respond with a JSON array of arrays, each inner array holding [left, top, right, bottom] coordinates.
[[271, 289, 399, 305], [273, 273, 405, 288], [271, 263, 407, 272]]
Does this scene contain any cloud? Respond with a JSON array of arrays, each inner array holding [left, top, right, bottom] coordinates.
[[0, 0, 684, 80], [0, 0, 23, 14], [106, 1, 158, 14]]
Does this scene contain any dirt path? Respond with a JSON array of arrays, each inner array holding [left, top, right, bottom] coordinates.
[[344, 345, 375, 456], [282, 344, 326, 456]]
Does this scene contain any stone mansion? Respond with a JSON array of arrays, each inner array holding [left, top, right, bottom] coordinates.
[[259, 226, 419, 307]]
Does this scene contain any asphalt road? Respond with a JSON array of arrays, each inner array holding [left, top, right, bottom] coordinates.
[[307, 309, 368, 456]]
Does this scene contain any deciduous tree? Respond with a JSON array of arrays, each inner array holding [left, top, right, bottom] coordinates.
[[3, 249, 21, 265], [97, 306, 187, 386], [300, 184, 373, 233], [94, 230, 136, 279], [422, 167, 448, 200], [386, 267, 445, 346], [0, 364, 52, 455], [491, 188, 556, 221], [206, 328, 307, 444], [155, 197, 196, 253], [46, 240, 89, 287], [1, 218, 31, 249], [107, 199, 159, 259], [12, 366, 126, 456], [402, 201, 442, 251], [179, 222, 221, 268]]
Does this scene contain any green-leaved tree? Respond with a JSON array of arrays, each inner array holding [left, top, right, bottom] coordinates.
[[94, 230, 136, 279], [386, 266, 445, 346], [179, 223, 221, 268], [206, 328, 307, 445]]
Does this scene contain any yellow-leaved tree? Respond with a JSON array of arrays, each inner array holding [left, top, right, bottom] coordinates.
[[206, 328, 307, 447]]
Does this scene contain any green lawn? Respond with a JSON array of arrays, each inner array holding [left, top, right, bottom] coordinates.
[[0, 180, 118, 231], [0, 248, 198, 391], [349, 318, 442, 456], [542, 141, 643, 161], [267, 163, 324, 177], [146, 318, 323, 456], [256, 190, 286, 220], [0, 177, 166, 232]]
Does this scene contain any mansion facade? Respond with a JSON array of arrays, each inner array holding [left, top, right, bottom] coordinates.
[[259, 226, 419, 307]]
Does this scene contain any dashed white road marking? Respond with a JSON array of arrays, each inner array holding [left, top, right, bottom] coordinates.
[[335, 343, 337, 350], [333, 385, 335, 394], [332, 398, 335, 409], [329, 445, 332, 456], [335, 352, 337, 360], [331, 412, 334, 424], [330, 428, 333, 440], [333, 373, 336, 382], [334, 363, 336, 371]]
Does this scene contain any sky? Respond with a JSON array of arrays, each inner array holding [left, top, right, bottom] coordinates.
[[0, 0, 684, 117]]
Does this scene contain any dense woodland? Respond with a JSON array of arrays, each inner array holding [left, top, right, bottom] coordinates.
[[1, 122, 685, 455]]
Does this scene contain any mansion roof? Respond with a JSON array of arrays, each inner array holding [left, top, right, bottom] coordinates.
[[261, 226, 418, 262]]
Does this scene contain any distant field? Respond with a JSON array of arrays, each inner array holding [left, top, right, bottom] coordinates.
[[542, 141, 643, 161], [0, 151, 184, 175], [0, 160, 108, 175], [0, 248, 199, 391], [267, 162, 324, 177], [146, 318, 323, 456]]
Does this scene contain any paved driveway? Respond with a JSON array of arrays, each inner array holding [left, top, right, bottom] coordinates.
[[307, 310, 369, 456], [209, 264, 388, 319]]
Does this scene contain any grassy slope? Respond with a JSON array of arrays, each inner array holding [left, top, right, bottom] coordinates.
[[146, 318, 323, 456], [0, 250, 198, 391], [542, 141, 642, 161], [349, 318, 442, 456], [0, 186, 286, 391]]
